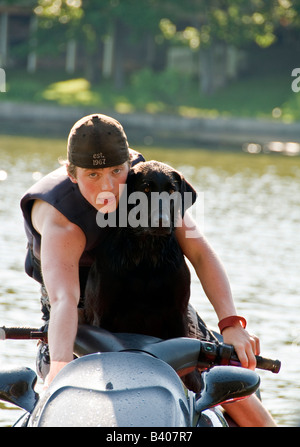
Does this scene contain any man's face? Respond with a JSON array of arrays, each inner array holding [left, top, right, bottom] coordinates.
[[69, 162, 130, 213]]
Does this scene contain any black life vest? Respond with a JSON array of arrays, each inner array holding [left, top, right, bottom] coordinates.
[[20, 149, 144, 289]]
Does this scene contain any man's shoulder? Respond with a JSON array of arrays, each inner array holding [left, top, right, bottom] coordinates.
[[31, 197, 82, 236]]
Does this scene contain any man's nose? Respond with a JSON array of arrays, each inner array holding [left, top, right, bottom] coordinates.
[[100, 174, 114, 191]]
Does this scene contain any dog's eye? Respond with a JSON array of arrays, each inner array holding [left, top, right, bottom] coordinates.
[[144, 186, 151, 193]]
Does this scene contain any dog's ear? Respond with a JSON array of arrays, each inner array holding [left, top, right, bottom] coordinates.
[[126, 169, 135, 195], [126, 167, 142, 195], [173, 170, 197, 217]]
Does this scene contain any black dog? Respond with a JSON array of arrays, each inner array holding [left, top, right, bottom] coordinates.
[[84, 161, 197, 340]]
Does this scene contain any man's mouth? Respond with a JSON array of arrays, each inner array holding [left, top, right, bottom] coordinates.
[[96, 193, 118, 212], [96, 193, 116, 205], [103, 197, 115, 205]]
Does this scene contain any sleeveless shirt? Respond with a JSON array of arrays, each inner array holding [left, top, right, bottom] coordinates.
[[20, 150, 144, 288]]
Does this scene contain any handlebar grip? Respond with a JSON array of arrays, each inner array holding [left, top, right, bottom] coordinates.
[[229, 352, 281, 373], [0, 326, 47, 341], [255, 355, 281, 374], [219, 342, 281, 374]]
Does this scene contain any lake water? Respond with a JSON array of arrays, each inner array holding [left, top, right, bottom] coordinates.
[[0, 134, 300, 427]]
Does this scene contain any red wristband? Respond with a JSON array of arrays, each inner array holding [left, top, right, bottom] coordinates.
[[218, 315, 247, 334]]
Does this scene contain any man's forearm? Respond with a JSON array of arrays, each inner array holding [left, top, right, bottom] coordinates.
[[177, 212, 238, 321], [193, 243, 237, 320], [48, 299, 78, 363]]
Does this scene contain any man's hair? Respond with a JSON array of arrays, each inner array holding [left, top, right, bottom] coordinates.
[[66, 161, 77, 179]]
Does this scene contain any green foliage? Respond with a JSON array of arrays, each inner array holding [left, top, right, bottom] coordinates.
[[129, 68, 194, 108], [157, 0, 300, 49], [3, 1, 300, 117], [33, 0, 163, 45], [3, 0, 300, 52], [5, 68, 300, 123], [28, 0, 300, 54]]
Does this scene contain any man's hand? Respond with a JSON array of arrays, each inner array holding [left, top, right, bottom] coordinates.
[[222, 325, 260, 370]]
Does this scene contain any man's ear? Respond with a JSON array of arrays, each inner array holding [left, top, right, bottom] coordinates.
[[68, 173, 78, 184], [66, 163, 78, 183]]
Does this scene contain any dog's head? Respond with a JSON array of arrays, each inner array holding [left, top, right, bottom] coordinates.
[[126, 161, 197, 235]]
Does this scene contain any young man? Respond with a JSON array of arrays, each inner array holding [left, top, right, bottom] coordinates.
[[21, 114, 275, 426]]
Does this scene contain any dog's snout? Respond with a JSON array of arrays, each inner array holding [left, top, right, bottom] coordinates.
[[151, 208, 170, 228]]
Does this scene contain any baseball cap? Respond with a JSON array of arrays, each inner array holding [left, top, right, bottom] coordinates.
[[67, 114, 130, 168]]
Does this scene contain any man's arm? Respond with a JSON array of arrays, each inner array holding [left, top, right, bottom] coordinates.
[[175, 212, 259, 369], [32, 200, 86, 385]]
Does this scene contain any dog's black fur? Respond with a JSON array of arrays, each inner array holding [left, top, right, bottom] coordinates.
[[84, 161, 197, 340]]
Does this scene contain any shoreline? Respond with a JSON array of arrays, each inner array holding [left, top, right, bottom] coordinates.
[[1, 100, 300, 151]]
